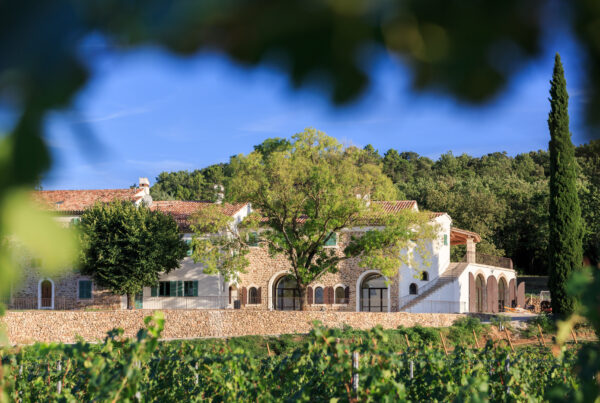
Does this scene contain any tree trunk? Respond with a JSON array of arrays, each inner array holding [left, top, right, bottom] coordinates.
[[298, 285, 308, 311], [127, 293, 135, 310]]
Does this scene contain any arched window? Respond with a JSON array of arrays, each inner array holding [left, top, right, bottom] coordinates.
[[249, 287, 259, 304], [314, 287, 324, 304], [421, 271, 429, 281], [409, 283, 418, 295], [360, 274, 388, 312], [275, 275, 300, 311], [335, 286, 346, 304], [39, 279, 53, 309]]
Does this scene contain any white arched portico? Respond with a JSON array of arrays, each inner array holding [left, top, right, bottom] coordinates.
[[356, 270, 391, 312], [37, 278, 54, 309]]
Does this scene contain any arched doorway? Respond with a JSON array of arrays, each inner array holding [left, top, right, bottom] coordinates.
[[38, 279, 53, 309], [475, 275, 486, 313], [274, 275, 300, 311], [360, 273, 388, 312], [498, 278, 507, 312]]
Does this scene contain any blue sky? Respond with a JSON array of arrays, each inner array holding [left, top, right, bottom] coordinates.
[[41, 35, 589, 190]]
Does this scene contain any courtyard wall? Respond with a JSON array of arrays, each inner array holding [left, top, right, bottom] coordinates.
[[2, 310, 465, 344]]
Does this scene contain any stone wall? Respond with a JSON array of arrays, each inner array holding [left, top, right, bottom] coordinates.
[[2, 310, 465, 344], [10, 266, 122, 310], [238, 231, 400, 312]]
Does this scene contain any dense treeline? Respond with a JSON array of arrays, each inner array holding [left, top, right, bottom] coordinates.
[[150, 139, 600, 275]]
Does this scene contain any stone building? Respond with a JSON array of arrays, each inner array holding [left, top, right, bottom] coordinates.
[[8, 178, 524, 313]]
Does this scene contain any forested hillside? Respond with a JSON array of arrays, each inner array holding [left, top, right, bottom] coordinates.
[[151, 139, 600, 275]]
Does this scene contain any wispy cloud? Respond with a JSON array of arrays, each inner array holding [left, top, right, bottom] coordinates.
[[76, 106, 150, 123], [126, 159, 195, 171]]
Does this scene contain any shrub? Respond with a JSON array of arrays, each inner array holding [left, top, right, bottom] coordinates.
[[447, 317, 487, 346]]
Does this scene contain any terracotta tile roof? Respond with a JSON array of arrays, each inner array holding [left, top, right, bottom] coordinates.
[[370, 200, 417, 213], [258, 200, 423, 225], [430, 212, 447, 218], [33, 188, 144, 213], [151, 201, 248, 231]]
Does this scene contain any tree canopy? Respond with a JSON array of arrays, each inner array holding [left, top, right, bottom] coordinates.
[[156, 137, 600, 275], [78, 201, 188, 309], [190, 129, 437, 309]]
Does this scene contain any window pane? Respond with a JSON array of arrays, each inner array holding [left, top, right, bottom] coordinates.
[[248, 232, 259, 247], [335, 287, 345, 303], [314, 287, 324, 304], [324, 233, 337, 246], [184, 281, 193, 297], [185, 239, 193, 256], [79, 280, 92, 299]]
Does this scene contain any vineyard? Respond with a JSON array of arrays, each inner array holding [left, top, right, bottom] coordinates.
[[0, 313, 589, 402]]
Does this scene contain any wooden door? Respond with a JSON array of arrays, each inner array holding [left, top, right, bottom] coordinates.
[[41, 280, 52, 308]]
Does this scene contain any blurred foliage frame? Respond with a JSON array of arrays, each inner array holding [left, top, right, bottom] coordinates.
[[2, 0, 600, 399]]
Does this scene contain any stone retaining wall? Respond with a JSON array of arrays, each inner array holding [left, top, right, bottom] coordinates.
[[2, 310, 465, 345]]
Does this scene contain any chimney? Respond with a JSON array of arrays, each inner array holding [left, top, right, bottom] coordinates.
[[466, 237, 476, 264], [139, 177, 150, 195], [214, 184, 224, 204], [356, 193, 371, 207]]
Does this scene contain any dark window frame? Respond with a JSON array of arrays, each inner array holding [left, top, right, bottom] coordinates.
[[314, 287, 324, 304], [248, 287, 260, 304], [78, 279, 92, 300], [334, 286, 347, 304]]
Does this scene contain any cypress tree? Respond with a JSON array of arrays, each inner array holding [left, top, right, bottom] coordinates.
[[547, 53, 583, 317]]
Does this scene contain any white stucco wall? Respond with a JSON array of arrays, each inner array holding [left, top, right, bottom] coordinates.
[[397, 214, 452, 300], [458, 263, 518, 308], [140, 233, 229, 309]]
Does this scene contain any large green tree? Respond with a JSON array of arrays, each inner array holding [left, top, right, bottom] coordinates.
[[203, 129, 438, 309], [547, 54, 583, 317], [78, 201, 188, 309]]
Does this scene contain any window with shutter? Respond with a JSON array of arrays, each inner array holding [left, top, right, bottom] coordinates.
[[326, 286, 334, 304], [185, 239, 193, 256], [159, 281, 176, 297], [247, 232, 260, 247], [324, 233, 337, 247], [249, 287, 259, 304], [314, 287, 324, 304], [335, 286, 345, 304], [184, 281, 197, 297], [78, 280, 92, 299], [241, 287, 247, 305]]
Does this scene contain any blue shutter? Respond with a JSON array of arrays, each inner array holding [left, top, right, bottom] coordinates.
[[325, 233, 337, 246], [79, 280, 92, 299], [170, 281, 177, 297], [177, 281, 184, 296], [186, 239, 193, 256], [151, 286, 158, 297], [248, 232, 259, 247], [193, 281, 198, 297]]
